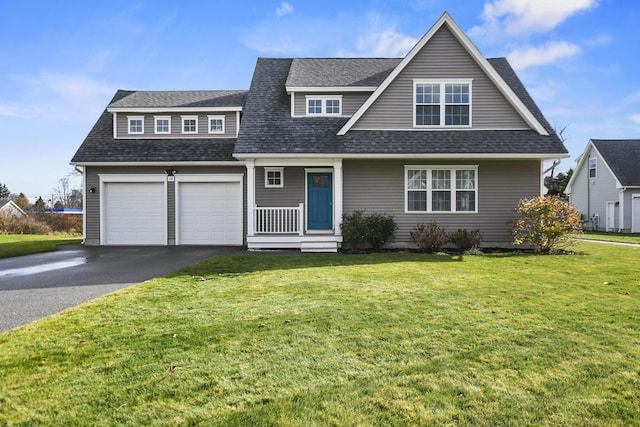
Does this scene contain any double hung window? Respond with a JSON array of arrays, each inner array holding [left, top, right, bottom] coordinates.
[[415, 80, 471, 127], [406, 166, 477, 213]]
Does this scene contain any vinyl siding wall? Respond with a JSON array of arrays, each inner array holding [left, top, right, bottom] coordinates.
[[352, 24, 529, 130], [84, 165, 246, 245], [292, 92, 371, 117], [255, 167, 305, 206], [342, 159, 541, 245], [569, 148, 620, 230], [116, 112, 239, 139]]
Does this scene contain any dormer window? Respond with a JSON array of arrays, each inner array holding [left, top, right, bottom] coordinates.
[[182, 116, 198, 134], [154, 116, 171, 134], [128, 116, 144, 134], [208, 115, 225, 134], [414, 80, 471, 127], [306, 96, 342, 116]]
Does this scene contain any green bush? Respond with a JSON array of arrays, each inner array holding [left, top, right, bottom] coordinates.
[[511, 196, 583, 253], [341, 210, 397, 252], [449, 228, 483, 251], [410, 221, 449, 253]]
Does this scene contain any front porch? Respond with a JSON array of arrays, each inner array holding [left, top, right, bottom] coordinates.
[[245, 159, 344, 252]]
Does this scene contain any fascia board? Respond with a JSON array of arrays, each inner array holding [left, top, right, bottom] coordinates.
[[107, 106, 243, 113]]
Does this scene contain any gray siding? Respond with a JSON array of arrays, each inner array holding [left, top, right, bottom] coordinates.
[[569, 147, 620, 230], [292, 92, 371, 117], [84, 165, 246, 245], [342, 159, 541, 245], [352, 25, 529, 130], [255, 167, 305, 206], [116, 112, 239, 139]]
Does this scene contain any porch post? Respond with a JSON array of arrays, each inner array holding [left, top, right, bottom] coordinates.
[[246, 159, 255, 237], [333, 158, 343, 236]]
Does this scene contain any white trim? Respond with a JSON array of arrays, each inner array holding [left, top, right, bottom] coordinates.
[[413, 79, 473, 128], [234, 153, 569, 161], [606, 201, 616, 232], [112, 112, 117, 139], [305, 95, 343, 116], [632, 194, 640, 233], [540, 160, 546, 196], [290, 92, 295, 117], [287, 86, 377, 93], [98, 174, 168, 245], [154, 115, 171, 134], [619, 190, 625, 232], [333, 159, 343, 237], [337, 12, 548, 136], [246, 160, 256, 237], [235, 111, 241, 137], [174, 173, 244, 245], [127, 116, 144, 134], [207, 115, 225, 134], [588, 157, 597, 179], [264, 167, 284, 188], [81, 166, 87, 243], [181, 115, 198, 134], [404, 165, 479, 214], [254, 158, 339, 167], [108, 106, 242, 113]]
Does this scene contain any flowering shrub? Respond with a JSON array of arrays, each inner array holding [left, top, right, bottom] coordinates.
[[512, 196, 582, 254]]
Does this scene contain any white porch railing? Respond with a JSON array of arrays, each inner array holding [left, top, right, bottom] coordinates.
[[254, 204, 304, 235]]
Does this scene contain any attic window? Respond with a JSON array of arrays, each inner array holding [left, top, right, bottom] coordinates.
[[154, 116, 171, 134], [306, 96, 342, 116], [182, 116, 198, 134], [414, 80, 472, 127], [128, 116, 144, 134], [589, 158, 597, 178], [208, 115, 225, 134]]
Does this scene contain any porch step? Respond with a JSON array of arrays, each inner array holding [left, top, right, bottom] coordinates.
[[300, 240, 339, 253]]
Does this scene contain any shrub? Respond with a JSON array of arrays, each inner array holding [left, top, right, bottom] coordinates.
[[32, 213, 83, 234], [410, 221, 449, 253], [0, 214, 52, 234], [365, 212, 397, 250], [341, 210, 397, 252], [511, 196, 583, 254], [449, 228, 483, 251]]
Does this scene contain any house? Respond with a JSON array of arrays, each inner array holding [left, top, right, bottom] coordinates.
[[0, 200, 27, 218], [566, 139, 640, 233], [70, 12, 568, 251]]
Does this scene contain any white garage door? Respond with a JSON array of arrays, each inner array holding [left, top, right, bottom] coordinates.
[[178, 182, 242, 245], [103, 182, 166, 245]]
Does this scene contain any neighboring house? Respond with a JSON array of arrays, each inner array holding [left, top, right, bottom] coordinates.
[[0, 200, 27, 218], [71, 12, 568, 251], [566, 139, 640, 233]]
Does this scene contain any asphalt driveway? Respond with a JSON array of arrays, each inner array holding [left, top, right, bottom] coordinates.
[[0, 245, 246, 332]]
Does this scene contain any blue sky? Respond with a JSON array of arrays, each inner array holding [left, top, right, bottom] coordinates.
[[1, 0, 638, 200]]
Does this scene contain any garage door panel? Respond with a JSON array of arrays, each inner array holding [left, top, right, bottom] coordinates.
[[104, 182, 166, 245], [178, 181, 242, 245]]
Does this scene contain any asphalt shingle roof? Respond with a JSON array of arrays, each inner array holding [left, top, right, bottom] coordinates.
[[233, 57, 567, 156], [71, 90, 238, 163], [109, 90, 247, 109], [591, 139, 640, 186], [285, 58, 401, 87]]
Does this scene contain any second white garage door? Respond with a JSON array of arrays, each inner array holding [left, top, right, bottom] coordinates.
[[177, 181, 243, 245]]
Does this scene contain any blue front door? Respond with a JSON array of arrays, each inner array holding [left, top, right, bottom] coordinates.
[[307, 172, 333, 230]]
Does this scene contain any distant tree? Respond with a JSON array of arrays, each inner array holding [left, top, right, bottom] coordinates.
[[33, 196, 46, 211], [11, 193, 31, 210], [53, 172, 83, 208], [0, 183, 9, 199], [68, 189, 83, 208], [545, 168, 573, 198], [54, 200, 64, 209]]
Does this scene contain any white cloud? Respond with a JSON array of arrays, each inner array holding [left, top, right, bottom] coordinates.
[[470, 0, 599, 39], [275, 1, 293, 17], [630, 114, 640, 125], [349, 28, 417, 57], [507, 41, 581, 70]]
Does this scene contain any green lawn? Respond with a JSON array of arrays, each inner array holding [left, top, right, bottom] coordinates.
[[1, 242, 639, 425], [0, 234, 82, 258], [579, 231, 640, 245]]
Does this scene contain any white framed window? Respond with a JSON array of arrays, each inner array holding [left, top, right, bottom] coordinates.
[[306, 96, 342, 116], [414, 80, 472, 127], [264, 167, 284, 188], [589, 157, 597, 178], [405, 166, 478, 213], [181, 115, 198, 134], [128, 116, 144, 134], [154, 116, 171, 134], [208, 115, 225, 134]]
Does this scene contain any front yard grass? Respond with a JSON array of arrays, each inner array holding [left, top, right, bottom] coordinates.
[[0, 234, 82, 259], [579, 231, 640, 245], [0, 242, 638, 425]]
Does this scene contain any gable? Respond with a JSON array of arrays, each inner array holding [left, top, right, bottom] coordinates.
[[350, 24, 528, 131]]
